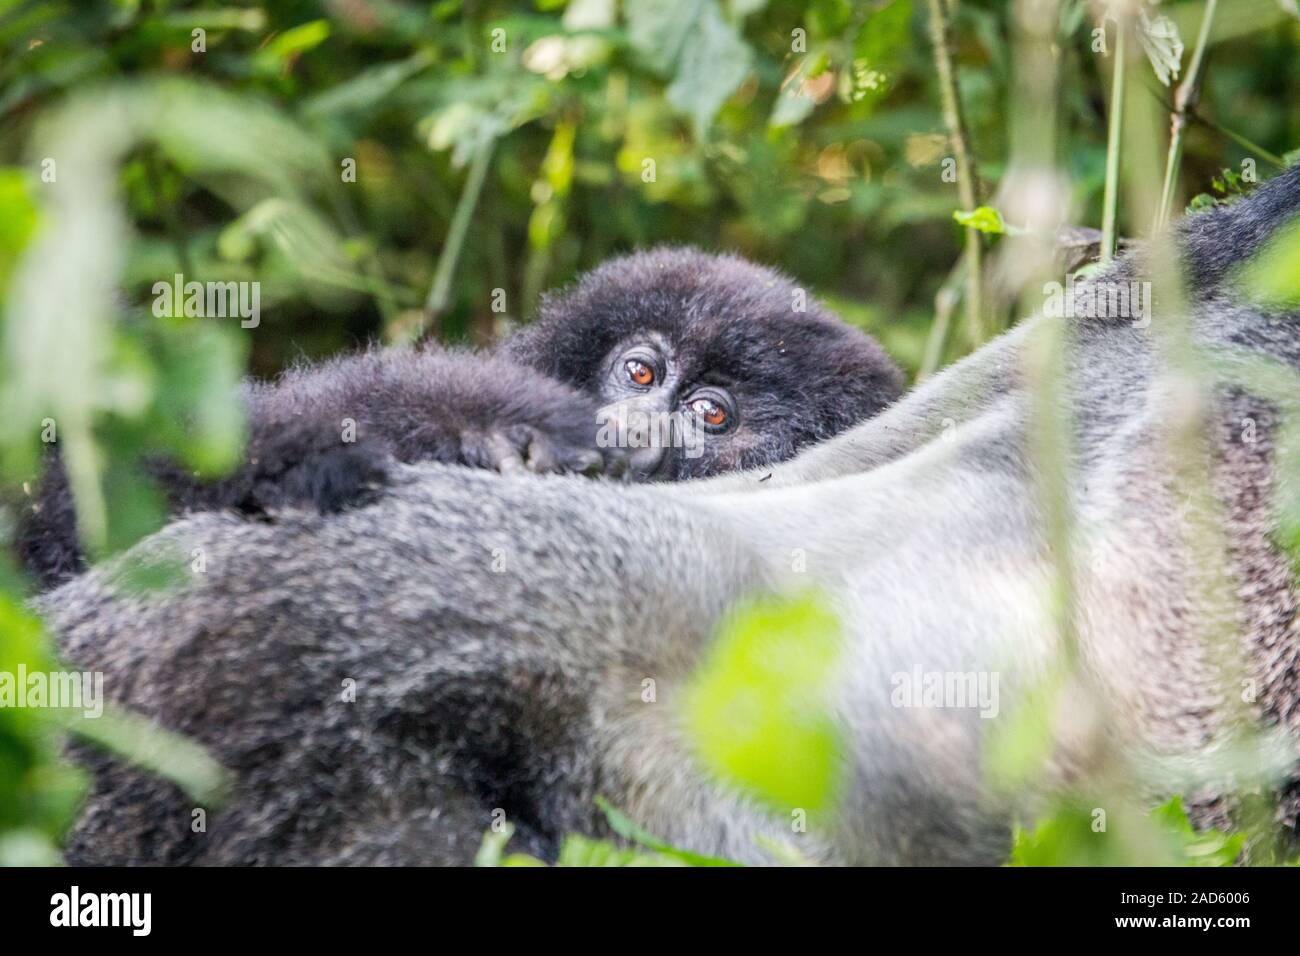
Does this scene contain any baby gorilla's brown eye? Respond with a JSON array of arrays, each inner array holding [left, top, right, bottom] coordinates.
[[690, 396, 727, 427], [625, 359, 655, 386]]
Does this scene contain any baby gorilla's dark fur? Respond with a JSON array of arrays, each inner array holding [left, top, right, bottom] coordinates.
[[17, 247, 903, 589]]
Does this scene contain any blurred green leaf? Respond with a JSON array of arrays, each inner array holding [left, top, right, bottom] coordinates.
[[1136, 8, 1184, 87], [596, 795, 740, 866], [0, 593, 87, 863], [556, 834, 685, 866], [628, 0, 753, 136], [1011, 796, 1245, 867], [682, 592, 844, 813], [302, 50, 435, 118], [849, 0, 912, 110], [252, 19, 331, 77], [953, 205, 1009, 234], [0, 170, 38, 297], [1238, 214, 1300, 308], [57, 705, 229, 808], [1, 79, 325, 556], [475, 820, 688, 867]]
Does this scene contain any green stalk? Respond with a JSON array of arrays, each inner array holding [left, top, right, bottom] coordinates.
[[925, 0, 985, 346], [1197, 114, 1288, 169], [918, 259, 965, 380], [1157, 0, 1218, 229], [1100, 16, 1127, 263], [424, 135, 497, 324]]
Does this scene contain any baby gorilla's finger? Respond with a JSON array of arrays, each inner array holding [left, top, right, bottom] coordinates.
[[522, 431, 560, 474], [526, 436, 601, 476], [602, 452, 632, 481], [569, 449, 605, 476], [501, 424, 604, 477], [480, 430, 527, 475]]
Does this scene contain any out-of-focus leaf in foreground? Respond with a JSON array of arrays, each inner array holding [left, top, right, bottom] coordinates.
[[682, 592, 844, 814], [1238, 214, 1300, 309], [0, 79, 336, 561], [1011, 796, 1246, 867]]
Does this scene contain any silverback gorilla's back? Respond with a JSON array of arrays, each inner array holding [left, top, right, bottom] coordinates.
[[46, 471, 791, 864], [41, 164, 1300, 865]]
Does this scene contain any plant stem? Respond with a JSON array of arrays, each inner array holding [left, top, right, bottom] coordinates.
[[424, 135, 496, 326], [327, 190, 404, 330], [1194, 111, 1288, 168], [918, 259, 964, 380], [1157, 0, 1218, 229], [925, 0, 985, 345], [1100, 15, 1127, 263]]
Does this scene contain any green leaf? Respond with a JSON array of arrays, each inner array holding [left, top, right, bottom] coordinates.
[[1237, 214, 1300, 308], [556, 834, 685, 867], [0, 829, 65, 866], [474, 816, 692, 867], [595, 796, 741, 866], [58, 705, 229, 807], [770, 53, 831, 130], [953, 205, 1009, 235], [0, 169, 39, 298], [682, 592, 844, 813], [847, 0, 912, 110], [302, 50, 435, 118], [667, 5, 752, 136], [985, 665, 1069, 790], [1150, 797, 1246, 867], [474, 822, 515, 867], [563, 0, 616, 31], [0, 593, 87, 861], [252, 19, 331, 76], [1136, 8, 1184, 87], [1010, 796, 1246, 867], [1, 79, 329, 555], [626, 0, 696, 74], [628, 0, 753, 136], [770, 78, 817, 129]]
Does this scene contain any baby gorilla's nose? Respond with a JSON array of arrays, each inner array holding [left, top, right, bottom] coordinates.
[[595, 399, 672, 479]]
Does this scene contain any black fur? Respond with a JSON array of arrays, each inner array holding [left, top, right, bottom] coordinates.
[[16, 247, 903, 588]]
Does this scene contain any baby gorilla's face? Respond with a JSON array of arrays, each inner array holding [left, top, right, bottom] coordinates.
[[594, 332, 738, 479], [511, 246, 906, 481]]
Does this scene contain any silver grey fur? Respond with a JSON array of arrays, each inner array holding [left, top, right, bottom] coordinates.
[[40, 167, 1300, 865]]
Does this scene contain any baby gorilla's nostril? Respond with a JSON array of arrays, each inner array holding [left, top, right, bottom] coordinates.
[[596, 401, 671, 478], [596, 401, 654, 449]]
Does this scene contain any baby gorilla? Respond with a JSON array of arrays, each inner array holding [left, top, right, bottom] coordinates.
[[509, 248, 902, 478], [17, 247, 903, 588]]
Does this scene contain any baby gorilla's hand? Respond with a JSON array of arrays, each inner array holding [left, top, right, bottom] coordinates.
[[459, 424, 623, 477]]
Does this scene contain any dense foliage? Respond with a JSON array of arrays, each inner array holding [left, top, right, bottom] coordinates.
[[1, 0, 1299, 865]]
